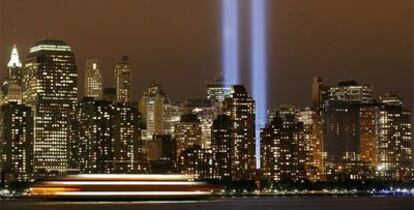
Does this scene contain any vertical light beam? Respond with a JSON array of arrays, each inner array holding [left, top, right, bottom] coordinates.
[[251, 0, 267, 168], [222, 0, 240, 86]]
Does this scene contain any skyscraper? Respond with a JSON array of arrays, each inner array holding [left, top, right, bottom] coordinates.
[[109, 102, 147, 173], [328, 81, 374, 104], [178, 145, 213, 180], [224, 85, 256, 181], [1, 45, 23, 104], [0, 102, 33, 186], [71, 98, 113, 174], [376, 94, 412, 180], [311, 76, 328, 111], [23, 39, 78, 178], [322, 100, 367, 180], [359, 105, 379, 168], [175, 114, 202, 156], [211, 114, 232, 180], [114, 56, 131, 103], [139, 83, 170, 140], [206, 75, 229, 103], [84, 58, 103, 99], [261, 107, 306, 183], [297, 107, 324, 181]]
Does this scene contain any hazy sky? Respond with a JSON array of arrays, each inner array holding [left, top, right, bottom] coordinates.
[[0, 0, 412, 109]]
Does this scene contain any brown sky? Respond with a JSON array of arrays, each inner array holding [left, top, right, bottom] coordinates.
[[0, 0, 412, 109]]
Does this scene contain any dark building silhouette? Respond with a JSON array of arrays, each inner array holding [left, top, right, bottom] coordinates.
[[0, 102, 33, 186], [223, 85, 256, 181], [211, 114, 232, 180]]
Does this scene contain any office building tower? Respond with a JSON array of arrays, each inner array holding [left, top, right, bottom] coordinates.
[[72, 99, 147, 174], [84, 58, 103, 99], [178, 145, 213, 180], [108, 102, 147, 173], [23, 39, 78, 178], [186, 99, 215, 149], [376, 95, 412, 180], [175, 114, 202, 156], [328, 81, 374, 104], [211, 114, 232, 180], [147, 134, 177, 173], [297, 107, 324, 181], [312, 76, 328, 111], [71, 98, 113, 174], [114, 56, 131, 103], [163, 102, 183, 136], [322, 100, 370, 180], [2, 45, 24, 103], [206, 75, 229, 103], [139, 83, 170, 140], [223, 85, 256, 181], [359, 105, 379, 168], [0, 102, 33, 186], [261, 108, 306, 182], [323, 100, 361, 165]]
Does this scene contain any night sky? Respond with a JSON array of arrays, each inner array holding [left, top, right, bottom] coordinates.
[[0, 0, 412, 109]]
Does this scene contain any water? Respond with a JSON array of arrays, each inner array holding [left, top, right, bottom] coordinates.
[[1, 196, 413, 210]]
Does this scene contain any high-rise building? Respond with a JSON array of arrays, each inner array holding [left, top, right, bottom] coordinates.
[[223, 85, 256, 181], [147, 134, 177, 173], [84, 58, 103, 99], [312, 76, 328, 111], [376, 94, 412, 180], [139, 83, 170, 140], [261, 108, 306, 182], [322, 100, 371, 180], [185, 99, 215, 149], [323, 100, 361, 165], [175, 114, 202, 156], [2, 45, 24, 104], [163, 102, 183, 136], [211, 114, 232, 180], [7, 45, 23, 82], [328, 81, 374, 104], [206, 75, 229, 103], [359, 105, 379, 168], [178, 145, 213, 180], [71, 98, 113, 174], [114, 56, 131, 103], [0, 102, 33, 186], [72, 98, 147, 174], [23, 39, 78, 178], [108, 102, 147, 173], [297, 107, 324, 181]]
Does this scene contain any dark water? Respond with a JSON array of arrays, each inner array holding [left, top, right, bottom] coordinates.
[[1, 196, 413, 210]]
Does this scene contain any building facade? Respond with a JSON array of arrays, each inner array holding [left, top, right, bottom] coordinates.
[[114, 56, 131, 103], [23, 39, 78, 178], [0, 103, 33, 186], [84, 58, 103, 99], [224, 85, 256, 181]]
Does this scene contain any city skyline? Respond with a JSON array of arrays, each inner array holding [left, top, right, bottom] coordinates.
[[0, 0, 412, 109]]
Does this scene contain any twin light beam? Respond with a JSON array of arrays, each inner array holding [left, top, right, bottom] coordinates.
[[222, 0, 267, 168]]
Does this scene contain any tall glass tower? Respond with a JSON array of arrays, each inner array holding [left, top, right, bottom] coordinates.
[[23, 39, 78, 178]]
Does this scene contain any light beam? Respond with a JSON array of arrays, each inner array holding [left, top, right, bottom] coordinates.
[[251, 0, 267, 168], [222, 0, 240, 86]]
